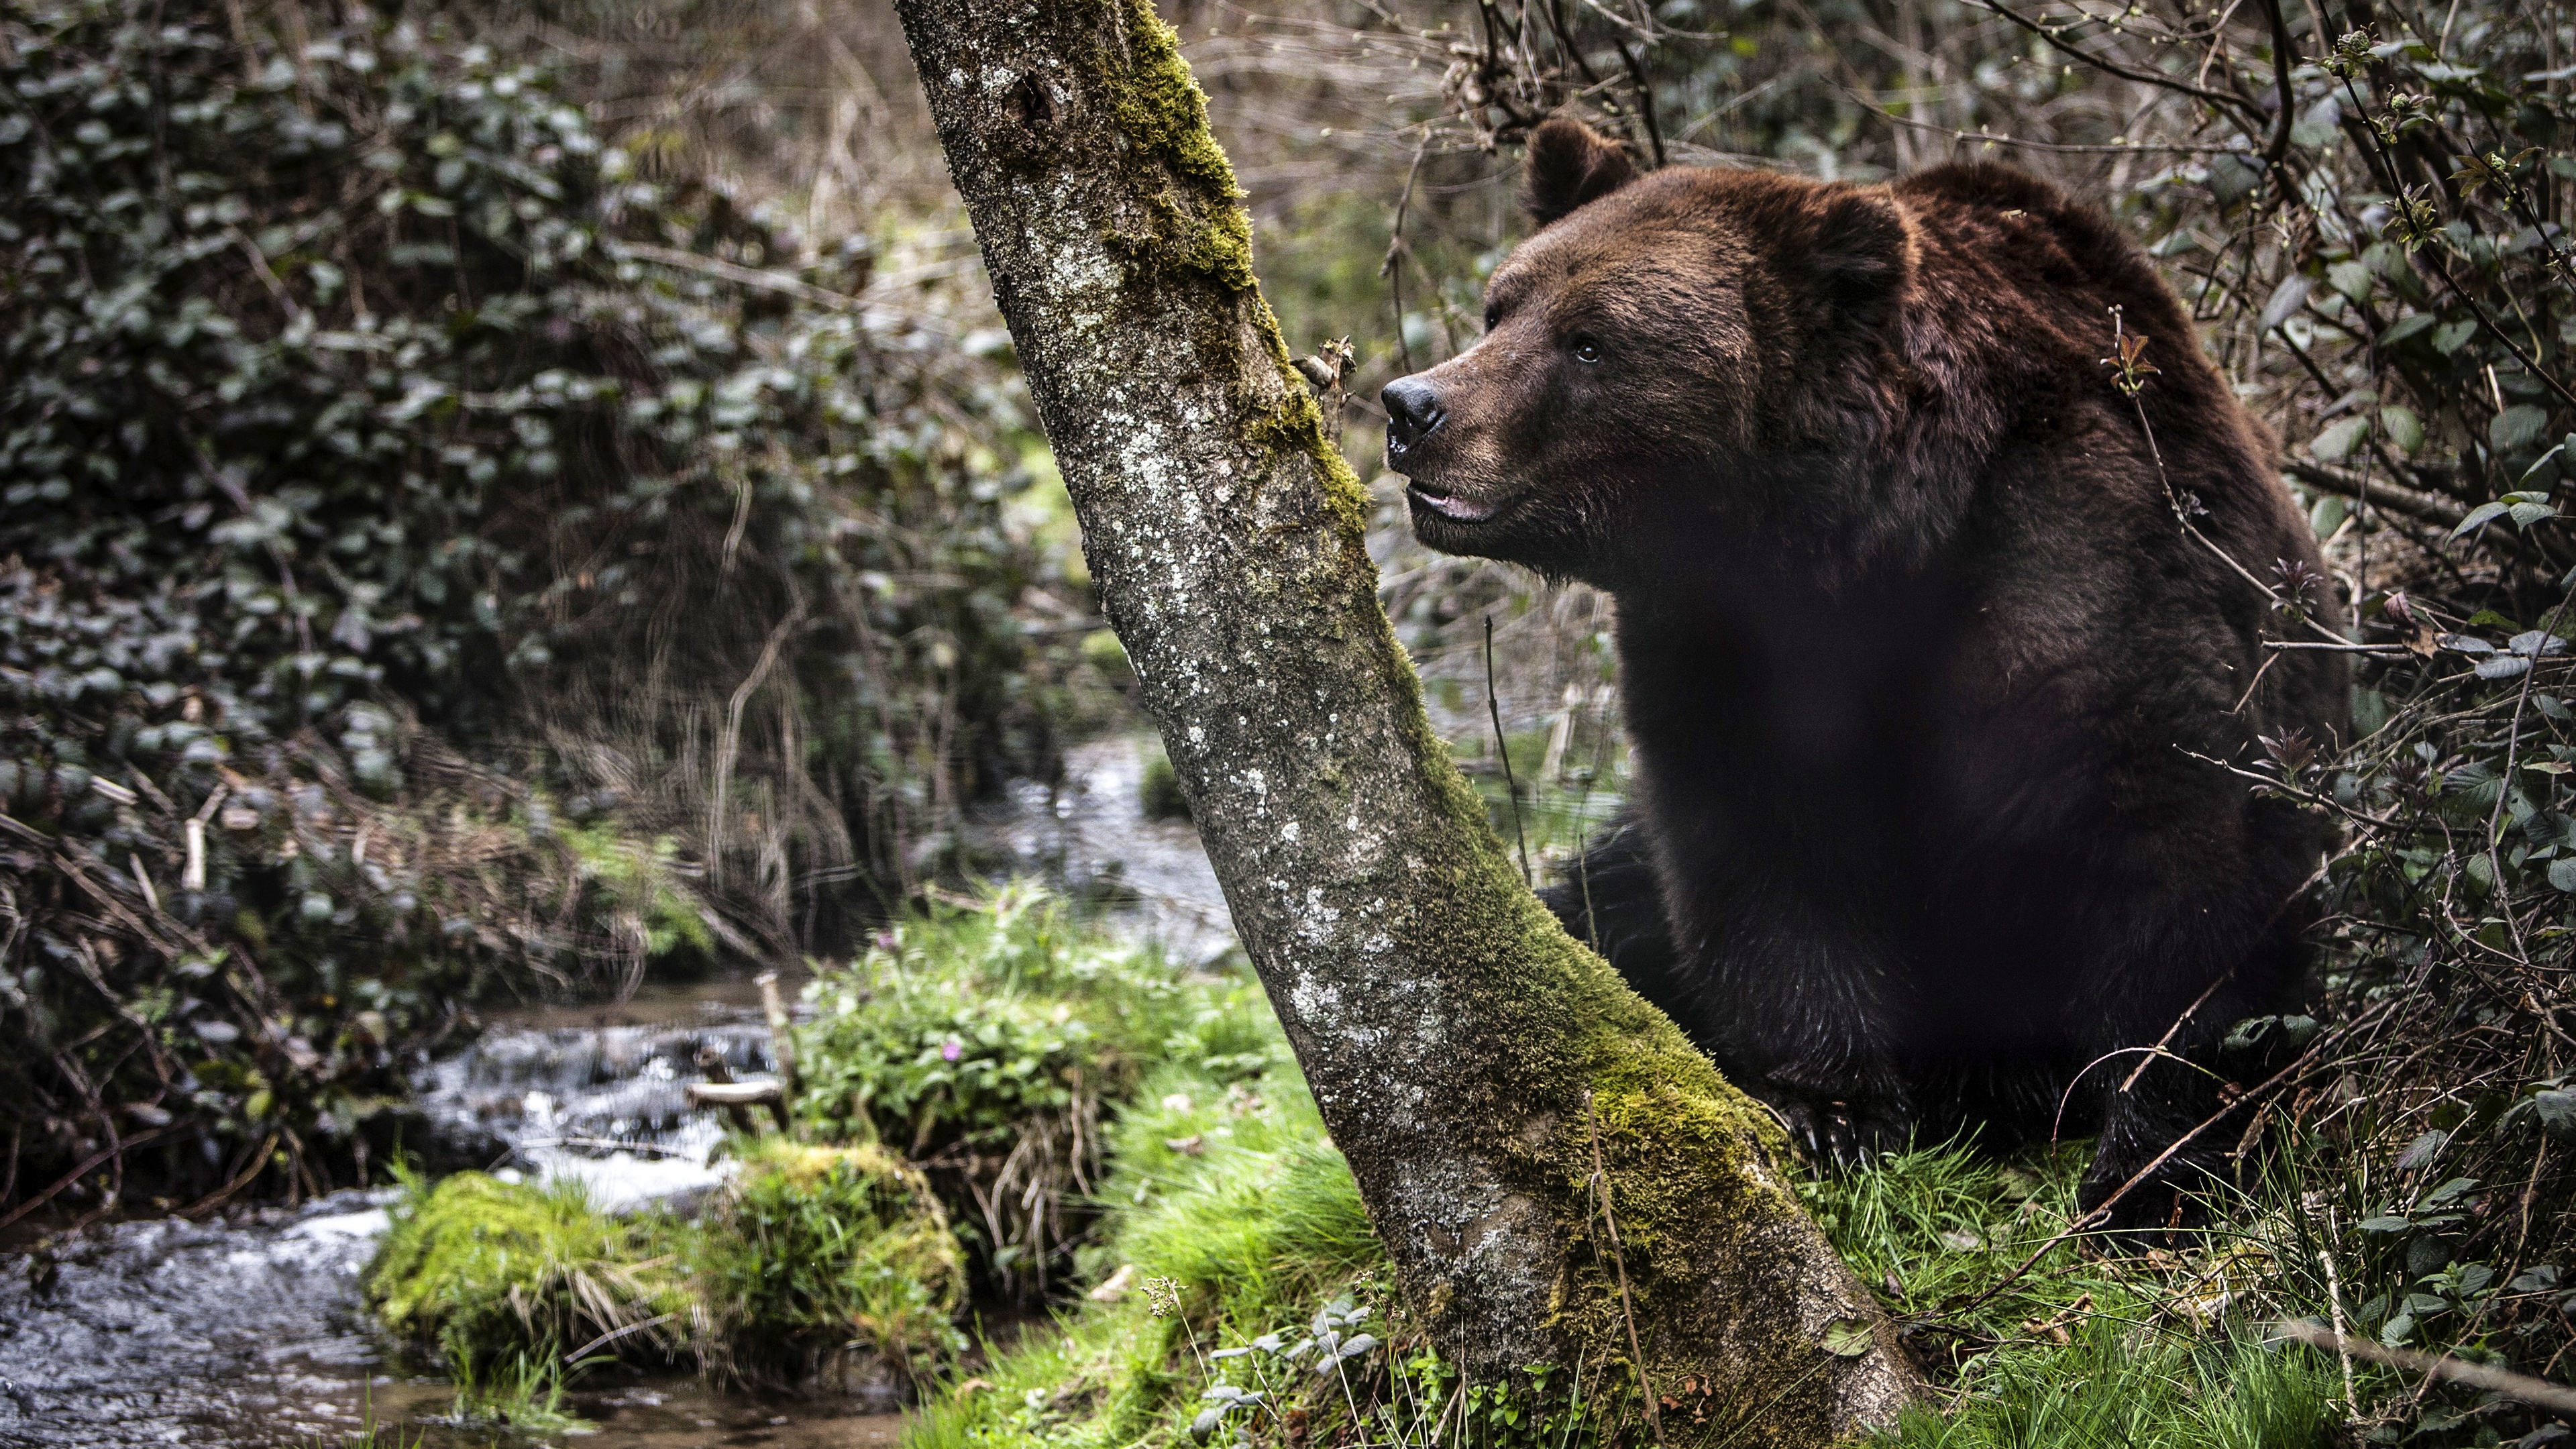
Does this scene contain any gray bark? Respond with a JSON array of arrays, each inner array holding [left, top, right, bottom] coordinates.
[[888, 1, 1921, 1440]]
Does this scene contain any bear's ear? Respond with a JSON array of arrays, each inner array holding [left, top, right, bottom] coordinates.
[[1523, 118, 1637, 227], [1783, 187, 1917, 337]]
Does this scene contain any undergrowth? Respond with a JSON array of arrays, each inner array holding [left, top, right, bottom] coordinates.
[[792, 881, 1279, 1298], [0, 0, 1077, 1221]]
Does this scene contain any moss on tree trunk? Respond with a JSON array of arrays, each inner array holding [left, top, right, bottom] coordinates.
[[888, 1, 1922, 1439]]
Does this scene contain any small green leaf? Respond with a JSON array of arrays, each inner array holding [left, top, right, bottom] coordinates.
[[2379, 313, 2436, 347], [2381, 405, 2424, 454], [2259, 275, 2312, 332], [2491, 405, 2550, 455], [2312, 415, 2371, 462], [1821, 1318, 1876, 1357], [2453, 501, 2511, 537]]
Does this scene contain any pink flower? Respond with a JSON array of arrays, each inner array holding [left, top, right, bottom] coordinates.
[[941, 1038, 963, 1062]]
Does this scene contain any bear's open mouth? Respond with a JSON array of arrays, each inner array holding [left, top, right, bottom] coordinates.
[[1405, 481, 1497, 524]]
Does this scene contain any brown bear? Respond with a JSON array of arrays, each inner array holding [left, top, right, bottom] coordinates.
[[1381, 117, 2346, 1228]]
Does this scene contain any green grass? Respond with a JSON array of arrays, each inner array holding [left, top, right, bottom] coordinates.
[[694, 1138, 967, 1385], [365, 1171, 693, 1393], [906, 1061, 1387, 1449], [364, 881, 2528, 1446], [791, 882, 1279, 1292], [1806, 1141, 2346, 1448], [914, 1119, 2362, 1449]]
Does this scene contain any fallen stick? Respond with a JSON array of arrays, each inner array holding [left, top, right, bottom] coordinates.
[[2268, 1320, 2576, 1417]]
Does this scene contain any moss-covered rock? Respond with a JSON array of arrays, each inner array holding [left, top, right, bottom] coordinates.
[[366, 1173, 694, 1375], [694, 1139, 967, 1387], [366, 1147, 965, 1397]]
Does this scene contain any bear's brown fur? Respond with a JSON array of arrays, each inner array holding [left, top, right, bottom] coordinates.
[[1381, 118, 2347, 1226]]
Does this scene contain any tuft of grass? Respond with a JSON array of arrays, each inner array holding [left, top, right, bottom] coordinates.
[[793, 882, 1279, 1293], [905, 1061, 1387, 1449], [366, 1142, 965, 1407], [364, 1171, 692, 1389], [694, 1138, 967, 1387], [1807, 1140, 2352, 1447], [445, 1347, 590, 1435]]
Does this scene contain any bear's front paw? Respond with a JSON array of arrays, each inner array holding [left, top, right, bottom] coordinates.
[[1766, 1088, 1914, 1171]]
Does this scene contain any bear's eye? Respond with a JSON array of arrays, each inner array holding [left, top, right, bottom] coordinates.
[[1571, 337, 1603, 364], [1483, 306, 1500, 333]]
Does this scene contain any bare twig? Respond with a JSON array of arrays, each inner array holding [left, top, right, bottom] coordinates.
[[2268, 1321, 2576, 1415], [1587, 1091, 1664, 1448]]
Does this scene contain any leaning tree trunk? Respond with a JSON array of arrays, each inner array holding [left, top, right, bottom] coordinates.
[[890, 1, 1921, 1439]]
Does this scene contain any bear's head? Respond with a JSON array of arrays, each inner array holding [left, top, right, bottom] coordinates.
[[1381, 117, 1919, 588]]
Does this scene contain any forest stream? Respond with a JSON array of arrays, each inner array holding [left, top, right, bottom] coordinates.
[[0, 735, 1231, 1448]]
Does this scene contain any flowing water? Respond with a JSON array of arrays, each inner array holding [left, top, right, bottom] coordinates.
[[0, 734, 1230, 1448]]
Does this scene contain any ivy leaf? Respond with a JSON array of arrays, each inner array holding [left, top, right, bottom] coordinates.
[[2311, 416, 2371, 462], [2259, 275, 2312, 333], [2532, 1090, 2576, 1140], [2381, 405, 2425, 454], [2491, 405, 2550, 455]]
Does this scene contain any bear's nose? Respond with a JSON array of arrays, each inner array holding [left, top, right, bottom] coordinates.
[[1381, 376, 1444, 451]]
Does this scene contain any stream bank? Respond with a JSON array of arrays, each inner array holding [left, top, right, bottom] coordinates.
[[0, 735, 1230, 1448]]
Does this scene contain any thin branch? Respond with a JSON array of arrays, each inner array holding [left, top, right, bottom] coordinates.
[[2269, 1322, 2576, 1416]]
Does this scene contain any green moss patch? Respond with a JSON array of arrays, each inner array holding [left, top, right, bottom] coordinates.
[[365, 1143, 964, 1413], [366, 1172, 694, 1379], [696, 1139, 967, 1385], [1105, 0, 1254, 293]]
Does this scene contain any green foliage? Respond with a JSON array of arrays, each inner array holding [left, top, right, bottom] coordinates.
[[1882, 1328, 2341, 1449], [909, 1052, 1619, 1449], [791, 883, 1279, 1291], [366, 1142, 965, 1403], [905, 1059, 1393, 1449], [692, 1138, 967, 1385], [443, 1346, 589, 1435], [0, 0, 1070, 1216], [1803, 1142, 2347, 1447], [364, 1171, 692, 1383]]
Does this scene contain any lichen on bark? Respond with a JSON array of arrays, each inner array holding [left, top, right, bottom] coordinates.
[[890, 0, 1921, 1440]]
